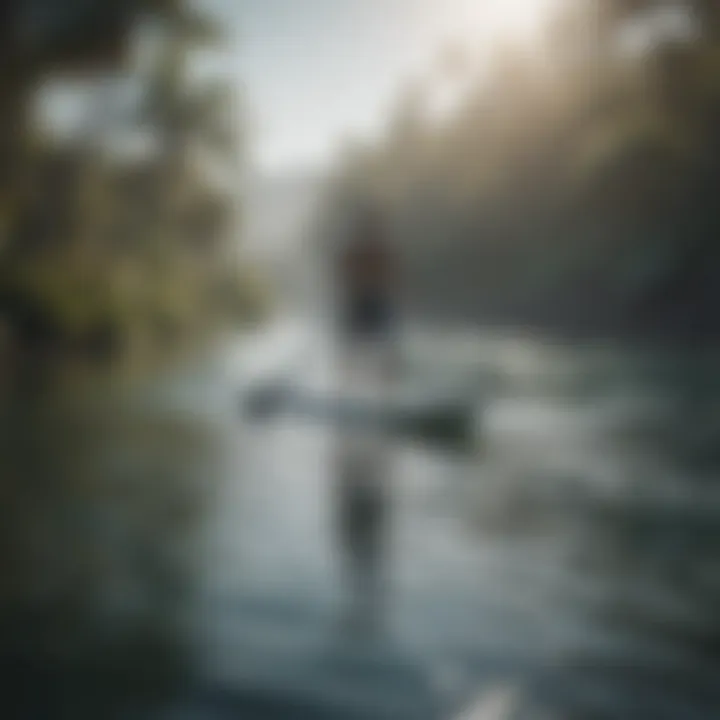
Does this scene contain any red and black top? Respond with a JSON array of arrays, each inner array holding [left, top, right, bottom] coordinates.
[[338, 211, 397, 338]]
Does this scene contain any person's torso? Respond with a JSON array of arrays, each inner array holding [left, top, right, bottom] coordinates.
[[339, 241, 396, 338]]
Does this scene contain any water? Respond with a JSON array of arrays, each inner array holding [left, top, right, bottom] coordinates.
[[1, 321, 719, 719]]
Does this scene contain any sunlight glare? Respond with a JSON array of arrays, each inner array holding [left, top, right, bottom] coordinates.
[[422, 0, 559, 122], [441, 0, 557, 49]]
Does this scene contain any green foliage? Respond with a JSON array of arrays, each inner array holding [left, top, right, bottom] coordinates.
[[0, 1, 264, 357]]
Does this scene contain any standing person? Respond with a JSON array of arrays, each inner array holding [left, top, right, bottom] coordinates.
[[337, 204, 399, 354], [332, 202, 400, 628]]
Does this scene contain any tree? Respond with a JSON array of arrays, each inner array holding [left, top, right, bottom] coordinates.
[[134, 5, 239, 265], [322, 0, 720, 337], [0, 0, 185, 257]]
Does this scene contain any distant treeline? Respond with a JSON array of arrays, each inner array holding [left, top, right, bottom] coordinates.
[[325, 0, 720, 341]]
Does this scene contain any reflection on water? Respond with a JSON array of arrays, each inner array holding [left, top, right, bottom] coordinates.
[[334, 446, 391, 630], [0, 365, 215, 719], [0, 327, 719, 719]]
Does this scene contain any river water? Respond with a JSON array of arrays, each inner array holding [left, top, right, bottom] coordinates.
[[1, 320, 719, 719]]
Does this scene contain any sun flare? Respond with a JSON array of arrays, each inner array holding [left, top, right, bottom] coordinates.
[[443, 0, 557, 48]]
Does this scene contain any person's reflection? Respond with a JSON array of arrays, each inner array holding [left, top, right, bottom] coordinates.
[[335, 422, 393, 628], [332, 201, 399, 630]]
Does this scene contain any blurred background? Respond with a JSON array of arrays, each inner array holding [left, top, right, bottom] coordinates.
[[1, 1, 720, 718]]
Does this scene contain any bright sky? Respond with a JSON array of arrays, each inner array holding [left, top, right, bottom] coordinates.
[[208, 0, 557, 175]]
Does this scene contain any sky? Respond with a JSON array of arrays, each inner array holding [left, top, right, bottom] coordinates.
[[39, 1, 694, 178], [36, 0, 557, 176], [208, 0, 557, 176]]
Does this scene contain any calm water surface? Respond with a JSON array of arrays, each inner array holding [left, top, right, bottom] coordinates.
[[1, 322, 719, 719]]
